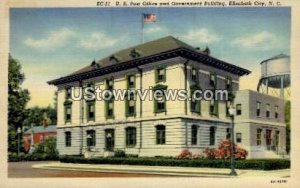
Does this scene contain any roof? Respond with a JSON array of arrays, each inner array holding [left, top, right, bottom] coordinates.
[[48, 36, 251, 85], [260, 53, 290, 64], [71, 36, 199, 75], [24, 125, 57, 134]]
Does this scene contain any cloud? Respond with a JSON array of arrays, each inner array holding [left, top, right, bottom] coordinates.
[[77, 32, 121, 50], [181, 28, 221, 45], [24, 28, 75, 50], [231, 31, 281, 50], [144, 26, 165, 34]]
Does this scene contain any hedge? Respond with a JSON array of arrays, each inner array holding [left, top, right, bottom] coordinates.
[[59, 155, 290, 170], [8, 153, 59, 162]]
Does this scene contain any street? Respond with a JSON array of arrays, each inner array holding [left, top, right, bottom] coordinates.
[[8, 162, 174, 178]]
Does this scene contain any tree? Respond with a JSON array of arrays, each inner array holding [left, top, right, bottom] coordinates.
[[23, 106, 57, 129], [285, 100, 291, 154], [8, 55, 30, 152], [32, 137, 58, 156]]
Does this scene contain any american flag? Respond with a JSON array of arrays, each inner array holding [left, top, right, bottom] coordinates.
[[143, 13, 157, 22]]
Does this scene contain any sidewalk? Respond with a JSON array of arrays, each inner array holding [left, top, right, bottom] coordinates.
[[32, 162, 290, 178]]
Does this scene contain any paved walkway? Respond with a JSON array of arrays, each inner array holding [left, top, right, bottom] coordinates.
[[33, 162, 290, 178], [9, 162, 172, 177]]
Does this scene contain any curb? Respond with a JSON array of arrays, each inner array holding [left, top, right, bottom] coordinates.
[[32, 164, 234, 177]]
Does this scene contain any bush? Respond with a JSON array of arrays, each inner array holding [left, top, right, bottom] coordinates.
[[204, 140, 248, 160], [32, 137, 58, 156], [8, 138, 59, 162], [114, 150, 126, 158], [8, 151, 59, 162], [176, 149, 193, 159], [8, 137, 60, 161], [59, 155, 290, 170], [176, 150, 203, 159]]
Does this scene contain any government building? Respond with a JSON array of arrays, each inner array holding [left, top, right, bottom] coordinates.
[[48, 36, 286, 158]]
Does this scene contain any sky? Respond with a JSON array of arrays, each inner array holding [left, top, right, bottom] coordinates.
[[10, 7, 291, 108]]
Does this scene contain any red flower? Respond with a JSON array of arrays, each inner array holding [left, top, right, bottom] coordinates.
[[204, 140, 248, 160]]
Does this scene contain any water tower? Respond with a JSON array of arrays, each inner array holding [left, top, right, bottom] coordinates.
[[257, 54, 290, 99]]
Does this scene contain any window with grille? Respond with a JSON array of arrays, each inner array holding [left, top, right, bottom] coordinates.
[[256, 102, 261, 117], [266, 104, 270, 118], [191, 125, 198, 145], [156, 125, 166, 144], [236, 133, 242, 143], [236, 104, 242, 115], [65, 132, 71, 147], [86, 130, 96, 147], [126, 127, 136, 146], [209, 127, 216, 145]]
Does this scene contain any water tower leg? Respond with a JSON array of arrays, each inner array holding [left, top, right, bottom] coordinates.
[[280, 76, 284, 98], [266, 79, 269, 94]]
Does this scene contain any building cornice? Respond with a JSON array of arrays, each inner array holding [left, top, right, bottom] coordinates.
[[56, 114, 232, 128], [48, 48, 251, 86]]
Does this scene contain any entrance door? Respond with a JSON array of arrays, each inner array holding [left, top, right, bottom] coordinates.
[[105, 129, 115, 151], [266, 129, 272, 150]]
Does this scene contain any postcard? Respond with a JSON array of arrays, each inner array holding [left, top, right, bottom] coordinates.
[[1, 0, 299, 187]]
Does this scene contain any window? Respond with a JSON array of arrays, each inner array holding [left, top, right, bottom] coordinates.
[[156, 67, 166, 82], [86, 101, 95, 121], [209, 99, 218, 116], [65, 105, 72, 123], [85, 83, 95, 99], [126, 127, 136, 146], [266, 104, 270, 118], [256, 129, 262, 145], [190, 89, 200, 114], [86, 130, 96, 147], [105, 129, 115, 151], [210, 72, 216, 86], [127, 74, 135, 89], [226, 77, 232, 91], [209, 127, 216, 145], [156, 125, 166, 144], [109, 55, 119, 64], [236, 104, 242, 115], [226, 128, 231, 140], [126, 92, 136, 117], [191, 68, 198, 82], [236, 133, 242, 143], [156, 95, 166, 112], [105, 78, 114, 119], [40, 135, 44, 143], [106, 100, 114, 119], [66, 87, 72, 99], [153, 86, 167, 113], [130, 49, 140, 59], [65, 132, 71, 147], [275, 105, 279, 119], [191, 125, 198, 145], [106, 78, 114, 90], [256, 102, 261, 117]]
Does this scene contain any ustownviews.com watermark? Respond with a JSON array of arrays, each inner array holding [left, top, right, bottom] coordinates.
[[69, 86, 230, 101]]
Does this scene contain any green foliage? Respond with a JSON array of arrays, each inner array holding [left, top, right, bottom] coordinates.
[[114, 150, 126, 158], [8, 152, 59, 162], [23, 106, 57, 128], [8, 137, 59, 162], [8, 55, 30, 152], [204, 140, 248, 160], [285, 101, 291, 154], [59, 156, 290, 170], [32, 137, 58, 156]]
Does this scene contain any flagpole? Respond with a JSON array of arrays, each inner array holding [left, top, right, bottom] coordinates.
[[141, 13, 144, 44]]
